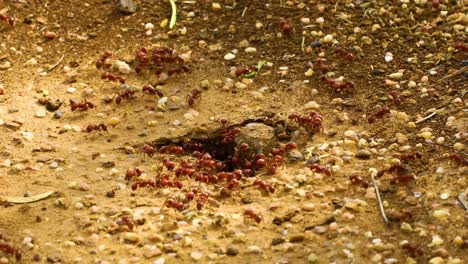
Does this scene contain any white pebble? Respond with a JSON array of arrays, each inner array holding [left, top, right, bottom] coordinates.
[[304, 101, 320, 109], [35, 109, 46, 118], [245, 47, 257, 53], [153, 257, 165, 264], [388, 72, 404, 79], [224, 53, 236, 60], [322, 34, 333, 43], [145, 23, 154, 30], [384, 52, 393, 62]]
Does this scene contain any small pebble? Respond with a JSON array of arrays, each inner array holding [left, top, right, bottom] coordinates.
[[453, 142, 464, 151], [153, 257, 165, 264], [212, 3, 221, 10], [190, 251, 203, 261], [322, 34, 333, 43], [49, 162, 58, 169], [109, 117, 120, 126], [355, 149, 372, 159], [224, 53, 236, 60], [35, 109, 46, 118], [225, 245, 239, 256], [245, 47, 257, 53]]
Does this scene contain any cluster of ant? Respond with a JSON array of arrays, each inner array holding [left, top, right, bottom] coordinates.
[[288, 112, 323, 135], [320, 75, 355, 91], [134, 46, 190, 85], [0, 14, 15, 27], [312, 46, 356, 91], [377, 152, 422, 185], [0, 235, 21, 261], [121, 119, 297, 221]]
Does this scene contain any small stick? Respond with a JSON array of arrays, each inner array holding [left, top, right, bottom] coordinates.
[[169, 0, 177, 29], [438, 66, 467, 83], [241, 7, 247, 17], [415, 111, 436, 124], [458, 193, 468, 211], [371, 174, 389, 225], [301, 36, 305, 51], [42, 54, 64, 73]]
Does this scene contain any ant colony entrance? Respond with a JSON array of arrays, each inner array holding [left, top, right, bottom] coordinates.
[[119, 117, 313, 222]]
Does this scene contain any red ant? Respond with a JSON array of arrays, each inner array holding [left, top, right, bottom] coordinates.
[[388, 90, 401, 106], [101, 72, 126, 84], [309, 163, 332, 176], [159, 145, 184, 155], [400, 152, 422, 162], [115, 89, 136, 104], [162, 158, 176, 171], [125, 168, 143, 181], [175, 161, 196, 177], [279, 18, 292, 34], [0, 242, 21, 261], [187, 88, 202, 106], [378, 162, 415, 185], [320, 76, 355, 90], [335, 47, 355, 61], [165, 198, 186, 211], [142, 85, 164, 97], [367, 106, 390, 123], [402, 242, 424, 258], [289, 112, 323, 135], [349, 174, 369, 188], [117, 215, 135, 230], [316, 59, 332, 73], [70, 99, 94, 112], [454, 42, 468, 52], [0, 14, 15, 27], [196, 192, 209, 210], [253, 179, 275, 193], [141, 144, 156, 158], [131, 180, 156, 190], [96, 50, 112, 69], [388, 210, 413, 222], [244, 209, 262, 223], [449, 153, 468, 166], [84, 123, 108, 133]]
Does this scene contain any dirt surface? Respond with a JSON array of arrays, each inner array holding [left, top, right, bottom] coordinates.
[[0, 0, 467, 263]]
